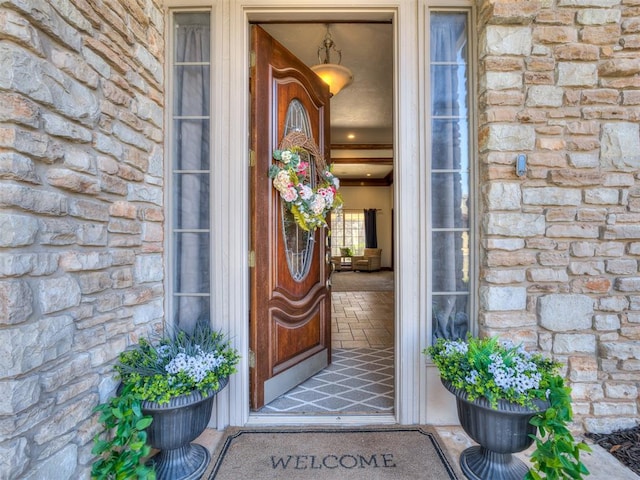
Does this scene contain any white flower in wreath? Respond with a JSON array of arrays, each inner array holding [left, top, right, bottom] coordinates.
[[298, 183, 313, 200], [310, 195, 326, 215], [324, 170, 340, 189], [280, 150, 294, 164], [273, 170, 292, 192]]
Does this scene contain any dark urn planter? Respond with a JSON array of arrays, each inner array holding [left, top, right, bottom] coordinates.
[[442, 379, 549, 480], [142, 377, 228, 480]]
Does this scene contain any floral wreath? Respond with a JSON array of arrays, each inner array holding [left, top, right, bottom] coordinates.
[[268, 131, 343, 232]]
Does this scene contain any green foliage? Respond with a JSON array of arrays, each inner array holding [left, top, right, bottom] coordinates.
[[425, 335, 591, 479], [427, 336, 559, 408], [116, 322, 240, 404], [92, 322, 240, 477], [340, 247, 353, 257], [91, 383, 156, 480], [269, 145, 343, 232], [526, 376, 591, 480]]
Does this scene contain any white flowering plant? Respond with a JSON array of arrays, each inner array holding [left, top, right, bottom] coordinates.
[[269, 146, 343, 232], [427, 335, 559, 408], [426, 335, 591, 479], [116, 323, 240, 404]]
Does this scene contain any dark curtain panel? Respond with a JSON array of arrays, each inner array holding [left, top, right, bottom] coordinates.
[[364, 209, 377, 248]]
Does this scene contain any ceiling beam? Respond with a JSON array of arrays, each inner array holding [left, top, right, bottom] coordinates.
[[341, 177, 393, 187], [331, 157, 393, 165], [331, 143, 393, 150]]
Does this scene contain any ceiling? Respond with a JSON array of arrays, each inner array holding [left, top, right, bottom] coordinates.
[[260, 23, 394, 184]]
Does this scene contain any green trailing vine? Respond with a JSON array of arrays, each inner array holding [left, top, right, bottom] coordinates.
[[91, 383, 156, 480], [91, 323, 239, 478], [526, 375, 591, 480], [427, 336, 591, 479]]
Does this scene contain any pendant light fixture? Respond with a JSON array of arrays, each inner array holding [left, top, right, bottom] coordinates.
[[311, 24, 354, 97]]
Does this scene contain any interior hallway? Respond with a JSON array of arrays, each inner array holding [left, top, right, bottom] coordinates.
[[332, 291, 394, 349]]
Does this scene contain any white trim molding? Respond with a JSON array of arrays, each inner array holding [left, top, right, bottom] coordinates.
[[165, 0, 464, 429]]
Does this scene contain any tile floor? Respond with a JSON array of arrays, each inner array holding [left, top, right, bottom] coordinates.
[[258, 290, 395, 414], [258, 347, 394, 414], [331, 291, 394, 349]]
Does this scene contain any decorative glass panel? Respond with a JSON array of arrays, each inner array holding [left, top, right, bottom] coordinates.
[[430, 11, 471, 342], [431, 118, 469, 170], [173, 120, 210, 171], [281, 100, 315, 281]]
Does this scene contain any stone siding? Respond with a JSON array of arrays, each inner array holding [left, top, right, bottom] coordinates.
[[2, 0, 640, 475], [478, 0, 640, 434], [0, 0, 164, 477]]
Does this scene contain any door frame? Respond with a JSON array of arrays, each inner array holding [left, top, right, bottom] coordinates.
[[217, 0, 428, 427]]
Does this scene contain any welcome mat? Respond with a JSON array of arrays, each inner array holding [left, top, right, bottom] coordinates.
[[208, 427, 458, 479]]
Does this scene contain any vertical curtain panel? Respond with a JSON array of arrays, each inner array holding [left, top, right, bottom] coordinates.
[[364, 209, 377, 248], [430, 12, 470, 342], [173, 13, 211, 332]]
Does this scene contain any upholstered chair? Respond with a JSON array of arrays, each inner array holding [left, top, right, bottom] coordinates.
[[352, 248, 382, 272]]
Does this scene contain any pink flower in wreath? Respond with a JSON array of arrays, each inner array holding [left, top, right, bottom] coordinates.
[[317, 187, 334, 206], [281, 186, 298, 202], [296, 161, 309, 177]]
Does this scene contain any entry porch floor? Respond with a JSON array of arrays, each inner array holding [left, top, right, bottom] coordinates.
[[199, 282, 637, 479], [196, 425, 639, 479]]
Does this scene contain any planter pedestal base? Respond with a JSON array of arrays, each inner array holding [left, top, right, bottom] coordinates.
[[460, 446, 529, 480], [149, 443, 210, 480]]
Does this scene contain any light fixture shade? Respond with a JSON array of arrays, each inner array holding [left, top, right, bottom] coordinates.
[[311, 64, 353, 97]]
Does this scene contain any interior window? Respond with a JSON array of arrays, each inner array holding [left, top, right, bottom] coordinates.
[[331, 210, 366, 256], [430, 11, 471, 342], [170, 11, 212, 332]]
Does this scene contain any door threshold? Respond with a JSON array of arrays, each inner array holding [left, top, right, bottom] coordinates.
[[246, 413, 397, 427]]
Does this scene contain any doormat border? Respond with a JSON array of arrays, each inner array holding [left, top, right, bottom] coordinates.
[[208, 426, 459, 479]]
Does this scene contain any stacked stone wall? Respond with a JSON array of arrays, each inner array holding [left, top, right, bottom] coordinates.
[[0, 0, 165, 477], [478, 0, 640, 433]]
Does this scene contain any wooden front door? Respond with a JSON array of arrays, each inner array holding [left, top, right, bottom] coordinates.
[[250, 26, 332, 410]]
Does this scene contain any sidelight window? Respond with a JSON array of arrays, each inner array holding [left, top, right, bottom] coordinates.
[[169, 11, 212, 332], [429, 11, 473, 342]]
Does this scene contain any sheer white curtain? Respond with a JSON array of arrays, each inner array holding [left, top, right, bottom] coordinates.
[[172, 14, 211, 333], [430, 13, 470, 341]]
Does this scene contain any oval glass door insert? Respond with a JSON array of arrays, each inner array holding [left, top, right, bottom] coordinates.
[[281, 99, 315, 281]]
